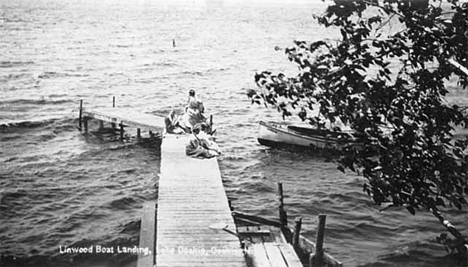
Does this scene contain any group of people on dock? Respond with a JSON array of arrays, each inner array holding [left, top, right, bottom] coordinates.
[[164, 90, 220, 158]]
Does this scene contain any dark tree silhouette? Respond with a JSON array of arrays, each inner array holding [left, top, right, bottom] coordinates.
[[249, 0, 468, 255]]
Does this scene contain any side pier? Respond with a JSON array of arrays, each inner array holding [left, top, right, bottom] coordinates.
[[78, 99, 166, 139]]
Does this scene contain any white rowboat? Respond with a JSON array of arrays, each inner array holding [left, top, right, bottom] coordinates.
[[258, 121, 364, 151]]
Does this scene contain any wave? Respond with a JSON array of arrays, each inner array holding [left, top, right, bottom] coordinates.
[[365, 242, 467, 267], [0, 135, 22, 142], [0, 73, 35, 82], [179, 70, 205, 76], [0, 117, 76, 132], [0, 98, 73, 106], [0, 60, 34, 68], [37, 71, 90, 79], [108, 197, 139, 210], [0, 118, 60, 130], [206, 67, 231, 74], [150, 62, 178, 68]]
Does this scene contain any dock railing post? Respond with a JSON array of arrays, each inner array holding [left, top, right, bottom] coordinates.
[[310, 214, 326, 267], [84, 117, 88, 133], [111, 97, 116, 128], [78, 99, 83, 131], [293, 217, 302, 251], [278, 182, 287, 227], [209, 115, 213, 133], [120, 123, 124, 141]]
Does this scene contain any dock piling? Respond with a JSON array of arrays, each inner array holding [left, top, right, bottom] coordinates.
[[84, 118, 88, 133], [293, 217, 302, 250], [278, 182, 287, 226], [137, 128, 141, 140], [78, 100, 83, 131], [120, 123, 124, 141], [310, 214, 327, 267], [111, 97, 116, 128]]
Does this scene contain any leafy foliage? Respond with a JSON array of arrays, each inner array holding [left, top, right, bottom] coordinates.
[[250, 0, 468, 253]]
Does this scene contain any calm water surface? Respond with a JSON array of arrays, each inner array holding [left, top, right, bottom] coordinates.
[[1, 1, 467, 266]]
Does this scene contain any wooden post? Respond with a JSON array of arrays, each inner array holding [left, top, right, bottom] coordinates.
[[84, 118, 88, 133], [78, 100, 83, 131], [293, 217, 302, 250], [99, 121, 104, 130], [111, 97, 116, 128], [120, 123, 124, 141], [137, 128, 141, 140], [310, 214, 326, 267], [278, 182, 287, 226], [209, 115, 214, 134]]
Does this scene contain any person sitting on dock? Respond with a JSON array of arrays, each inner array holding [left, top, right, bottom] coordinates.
[[164, 110, 184, 134], [197, 123, 220, 153], [185, 123, 220, 158], [186, 89, 205, 128]]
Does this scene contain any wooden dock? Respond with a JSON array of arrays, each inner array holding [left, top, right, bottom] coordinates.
[[238, 225, 303, 267], [155, 134, 246, 267], [77, 102, 341, 267], [78, 99, 166, 139], [82, 107, 165, 132], [78, 101, 245, 266]]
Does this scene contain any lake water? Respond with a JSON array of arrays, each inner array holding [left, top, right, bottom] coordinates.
[[1, 0, 467, 266]]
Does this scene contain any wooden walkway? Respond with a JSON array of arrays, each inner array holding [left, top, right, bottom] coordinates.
[[80, 107, 166, 134], [156, 134, 246, 267], [77, 105, 344, 267], [238, 226, 303, 267]]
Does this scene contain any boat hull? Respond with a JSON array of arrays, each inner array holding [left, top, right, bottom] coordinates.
[[258, 121, 363, 151]]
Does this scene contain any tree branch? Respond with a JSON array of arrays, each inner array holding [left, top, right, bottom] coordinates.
[[431, 208, 468, 254], [448, 58, 468, 76]]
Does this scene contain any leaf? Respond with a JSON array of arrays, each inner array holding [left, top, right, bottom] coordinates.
[[310, 40, 327, 52], [406, 206, 416, 215], [436, 197, 446, 207], [338, 165, 345, 173], [246, 89, 257, 98]]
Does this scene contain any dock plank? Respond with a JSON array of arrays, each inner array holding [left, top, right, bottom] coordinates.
[[277, 244, 304, 267], [137, 202, 156, 267], [156, 134, 247, 267], [264, 243, 287, 267], [247, 244, 271, 267]]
